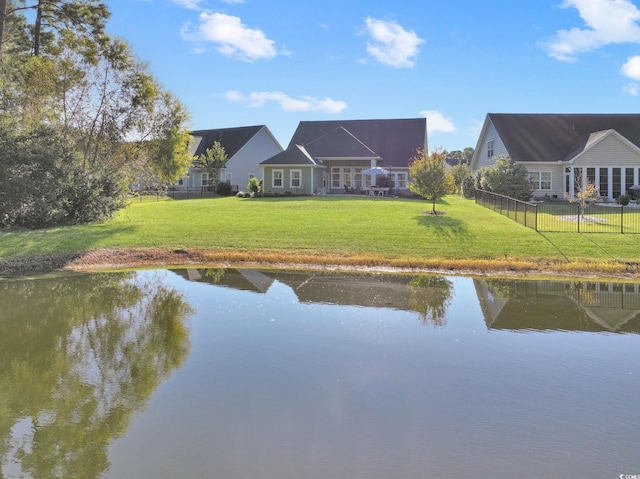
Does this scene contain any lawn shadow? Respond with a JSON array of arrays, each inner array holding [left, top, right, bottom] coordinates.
[[414, 211, 473, 241]]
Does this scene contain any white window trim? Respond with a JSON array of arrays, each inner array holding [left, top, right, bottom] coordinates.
[[272, 169, 284, 188], [290, 169, 302, 188], [487, 140, 494, 158], [201, 172, 212, 186], [529, 171, 552, 191]]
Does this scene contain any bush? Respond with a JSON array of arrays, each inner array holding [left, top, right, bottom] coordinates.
[[216, 181, 233, 196], [618, 194, 631, 206], [479, 156, 531, 201], [461, 175, 476, 198]]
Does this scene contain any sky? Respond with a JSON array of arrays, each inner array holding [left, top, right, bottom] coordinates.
[[106, 0, 640, 152]]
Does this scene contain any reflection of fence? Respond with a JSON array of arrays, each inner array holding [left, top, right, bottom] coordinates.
[[475, 190, 640, 233]]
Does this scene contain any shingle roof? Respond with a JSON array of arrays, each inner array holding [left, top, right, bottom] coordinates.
[[286, 118, 427, 168], [190, 126, 265, 158], [303, 127, 380, 159], [489, 113, 640, 162], [259, 144, 321, 166]]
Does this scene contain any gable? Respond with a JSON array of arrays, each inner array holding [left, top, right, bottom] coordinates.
[[190, 126, 265, 159], [571, 130, 640, 166]]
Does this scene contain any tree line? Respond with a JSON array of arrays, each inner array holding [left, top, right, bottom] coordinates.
[[0, 0, 193, 229]]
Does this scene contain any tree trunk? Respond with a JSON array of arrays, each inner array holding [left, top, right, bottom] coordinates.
[[33, 0, 43, 55], [0, 0, 7, 64]]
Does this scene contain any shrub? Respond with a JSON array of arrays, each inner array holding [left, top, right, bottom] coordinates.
[[479, 156, 531, 201], [216, 181, 233, 196], [461, 175, 476, 198], [618, 194, 631, 206]]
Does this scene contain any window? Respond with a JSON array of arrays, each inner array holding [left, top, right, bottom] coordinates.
[[332, 167, 341, 189], [225, 173, 232, 184], [272, 169, 283, 188], [529, 171, 551, 190], [487, 140, 494, 158], [599, 168, 609, 198], [397, 173, 408, 188], [290, 169, 302, 188], [202, 172, 213, 186]]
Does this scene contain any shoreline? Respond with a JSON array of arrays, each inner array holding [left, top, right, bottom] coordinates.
[[2, 248, 639, 281]]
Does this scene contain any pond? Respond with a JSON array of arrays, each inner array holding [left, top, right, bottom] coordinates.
[[1, 269, 639, 479]]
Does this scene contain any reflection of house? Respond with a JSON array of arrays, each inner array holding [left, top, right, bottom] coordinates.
[[475, 278, 640, 333], [259, 118, 427, 196], [470, 114, 640, 200], [171, 269, 275, 294], [173, 268, 436, 312], [172, 126, 283, 192]]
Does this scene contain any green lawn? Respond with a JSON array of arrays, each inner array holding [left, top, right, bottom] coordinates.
[[1, 195, 639, 270]]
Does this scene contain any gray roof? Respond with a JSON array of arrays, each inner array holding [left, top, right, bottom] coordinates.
[[261, 118, 426, 168], [260, 144, 321, 166], [190, 126, 266, 158], [488, 113, 640, 162]]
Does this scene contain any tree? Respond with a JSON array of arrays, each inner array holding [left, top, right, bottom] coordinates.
[[194, 141, 227, 192], [568, 170, 599, 220], [0, 5, 192, 228], [479, 155, 531, 201], [448, 162, 473, 195], [408, 148, 452, 214]]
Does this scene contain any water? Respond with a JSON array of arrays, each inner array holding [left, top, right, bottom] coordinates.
[[1, 269, 639, 478]]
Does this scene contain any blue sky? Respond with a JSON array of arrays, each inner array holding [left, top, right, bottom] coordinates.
[[107, 0, 640, 151]]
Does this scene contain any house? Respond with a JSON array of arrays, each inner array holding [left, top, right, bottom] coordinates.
[[470, 113, 640, 200], [173, 125, 283, 192], [259, 118, 427, 195]]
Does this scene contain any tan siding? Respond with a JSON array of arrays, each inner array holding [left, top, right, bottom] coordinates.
[[525, 163, 565, 198], [573, 135, 640, 167]]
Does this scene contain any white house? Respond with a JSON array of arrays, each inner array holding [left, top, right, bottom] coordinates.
[[470, 114, 640, 200], [174, 125, 283, 192]]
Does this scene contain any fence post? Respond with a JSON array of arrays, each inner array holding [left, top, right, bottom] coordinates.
[[577, 203, 580, 233], [621, 206, 624, 234]]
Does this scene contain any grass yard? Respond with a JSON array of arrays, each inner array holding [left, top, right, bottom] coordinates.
[[1, 195, 639, 276]]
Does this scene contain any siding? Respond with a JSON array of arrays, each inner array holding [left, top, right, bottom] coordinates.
[[228, 128, 284, 188], [524, 163, 565, 198], [573, 134, 640, 167], [475, 120, 509, 169]]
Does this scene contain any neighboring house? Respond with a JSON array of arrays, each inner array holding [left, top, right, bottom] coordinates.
[[259, 118, 427, 195], [173, 125, 283, 192], [470, 113, 640, 200]]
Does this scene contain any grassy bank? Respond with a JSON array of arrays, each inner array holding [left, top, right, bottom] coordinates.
[[1, 195, 639, 277]]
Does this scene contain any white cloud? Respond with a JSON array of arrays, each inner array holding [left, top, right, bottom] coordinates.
[[624, 82, 640, 95], [226, 90, 348, 113], [622, 55, 640, 79], [420, 110, 457, 134], [181, 12, 277, 61], [170, 0, 204, 10], [363, 17, 424, 68], [222, 0, 245, 3], [540, 0, 640, 61]]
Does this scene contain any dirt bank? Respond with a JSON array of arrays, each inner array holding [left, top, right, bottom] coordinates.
[[1, 248, 639, 280]]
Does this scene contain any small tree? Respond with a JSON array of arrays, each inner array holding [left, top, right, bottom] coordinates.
[[194, 141, 227, 192], [568, 170, 599, 220], [479, 155, 531, 201], [448, 162, 473, 195], [247, 177, 262, 196], [408, 148, 452, 214]]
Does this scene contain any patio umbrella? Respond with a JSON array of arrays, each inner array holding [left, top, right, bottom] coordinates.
[[362, 166, 390, 175]]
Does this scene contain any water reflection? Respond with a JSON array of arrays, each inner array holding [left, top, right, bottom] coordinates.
[[174, 267, 640, 333], [0, 272, 193, 478], [173, 268, 454, 327], [475, 278, 640, 333]]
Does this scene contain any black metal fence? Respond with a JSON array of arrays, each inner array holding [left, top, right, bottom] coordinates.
[[475, 190, 640, 233]]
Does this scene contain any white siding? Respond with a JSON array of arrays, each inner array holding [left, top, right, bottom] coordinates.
[[225, 128, 284, 189], [474, 120, 509, 169]]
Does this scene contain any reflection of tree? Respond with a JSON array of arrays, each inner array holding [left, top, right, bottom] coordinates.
[[0, 272, 193, 479], [408, 275, 454, 327], [203, 268, 227, 283]]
